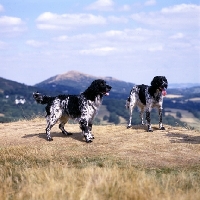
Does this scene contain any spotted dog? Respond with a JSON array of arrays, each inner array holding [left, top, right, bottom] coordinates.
[[126, 76, 168, 132], [33, 79, 111, 142]]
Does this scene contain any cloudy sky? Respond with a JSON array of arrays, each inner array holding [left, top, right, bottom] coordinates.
[[0, 0, 199, 86]]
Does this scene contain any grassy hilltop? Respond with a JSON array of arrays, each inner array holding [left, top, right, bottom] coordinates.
[[0, 118, 200, 199]]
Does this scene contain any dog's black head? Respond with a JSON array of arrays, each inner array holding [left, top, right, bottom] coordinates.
[[83, 79, 112, 101], [151, 76, 168, 96]]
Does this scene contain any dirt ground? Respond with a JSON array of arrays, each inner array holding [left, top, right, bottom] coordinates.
[[0, 118, 200, 168]]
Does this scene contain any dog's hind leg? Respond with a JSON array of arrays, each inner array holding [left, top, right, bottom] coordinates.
[[126, 98, 136, 129], [139, 107, 145, 125], [59, 116, 72, 136], [146, 109, 153, 132], [46, 115, 59, 141], [45, 100, 62, 141], [158, 108, 165, 130]]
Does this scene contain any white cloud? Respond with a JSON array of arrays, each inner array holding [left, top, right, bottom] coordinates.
[[0, 4, 4, 12], [0, 16, 23, 26], [26, 40, 47, 47], [148, 45, 163, 52], [144, 0, 156, 6], [131, 4, 200, 30], [161, 3, 199, 13], [80, 46, 117, 56], [107, 16, 128, 23], [170, 33, 184, 39], [0, 16, 25, 33], [86, 0, 114, 11], [53, 35, 69, 42], [52, 28, 165, 57], [119, 5, 131, 11], [0, 40, 6, 49], [36, 12, 107, 30]]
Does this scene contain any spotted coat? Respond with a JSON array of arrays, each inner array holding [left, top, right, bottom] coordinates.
[[33, 79, 111, 142], [126, 76, 168, 132]]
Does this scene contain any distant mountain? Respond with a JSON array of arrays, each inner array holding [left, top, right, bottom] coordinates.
[[35, 70, 135, 98], [0, 77, 38, 97]]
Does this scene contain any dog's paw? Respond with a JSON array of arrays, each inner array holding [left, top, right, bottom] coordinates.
[[147, 129, 153, 132], [90, 133, 95, 139], [47, 137, 53, 141], [160, 127, 165, 130], [86, 139, 92, 143], [127, 125, 132, 129], [91, 135, 95, 139], [84, 134, 93, 143]]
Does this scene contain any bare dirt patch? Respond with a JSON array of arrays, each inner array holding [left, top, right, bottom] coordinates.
[[0, 118, 200, 168]]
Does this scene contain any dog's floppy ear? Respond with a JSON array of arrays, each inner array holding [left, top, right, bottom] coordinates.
[[90, 79, 107, 92], [151, 76, 160, 87], [83, 79, 103, 101], [162, 76, 168, 89]]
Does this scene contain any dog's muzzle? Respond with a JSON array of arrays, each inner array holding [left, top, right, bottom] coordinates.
[[159, 87, 167, 96], [104, 85, 112, 96]]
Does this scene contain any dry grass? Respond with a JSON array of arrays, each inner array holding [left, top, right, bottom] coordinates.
[[0, 118, 200, 200]]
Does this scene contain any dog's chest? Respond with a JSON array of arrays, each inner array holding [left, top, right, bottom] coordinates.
[[147, 91, 163, 107], [87, 95, 102, 115], [135, 85, 162, 106]]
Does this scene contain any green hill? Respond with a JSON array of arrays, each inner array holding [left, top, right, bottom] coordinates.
[[0, 72, 200, 130]]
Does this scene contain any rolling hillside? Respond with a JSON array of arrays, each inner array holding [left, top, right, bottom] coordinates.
[[0, 72, 200, 130]]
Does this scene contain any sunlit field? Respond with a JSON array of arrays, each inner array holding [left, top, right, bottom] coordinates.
[[0, 118, 200, 200]]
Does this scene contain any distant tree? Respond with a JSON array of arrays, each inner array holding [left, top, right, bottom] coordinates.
[[108, 112, 120, 124], [103, 115, 109, 121], [94, 118, 101, 125], [176, 111, 182, 118]]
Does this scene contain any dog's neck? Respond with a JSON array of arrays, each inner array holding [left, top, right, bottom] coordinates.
[[148, 86, 161, 98], [82, 89, 103, 101], [93, 95, 103, 107]]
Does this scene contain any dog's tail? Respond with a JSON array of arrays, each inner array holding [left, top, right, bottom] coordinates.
[[33, 92, 54, 104]]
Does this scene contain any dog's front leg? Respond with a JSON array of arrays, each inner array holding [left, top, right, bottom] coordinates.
[[88, 123, 94, 139], [146, 110, 153, 132], [158, 108, 165, 130], [139, 107, 145, 125], [46, 115, 55, 141], [127, 103, 134, 128], [79, 118, 93, 143]]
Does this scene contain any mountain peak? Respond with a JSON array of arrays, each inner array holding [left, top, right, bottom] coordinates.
[[35, 70, 135, 96], [53, 70, 96, 82], [48, 70, 119, 84]]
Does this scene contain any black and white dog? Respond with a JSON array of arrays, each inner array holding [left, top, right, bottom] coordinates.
[[126, 76, 168, 132], [33, 79, 111, 142]]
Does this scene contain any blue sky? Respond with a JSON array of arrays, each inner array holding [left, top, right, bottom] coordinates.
[[0, 0, 199, 86]]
